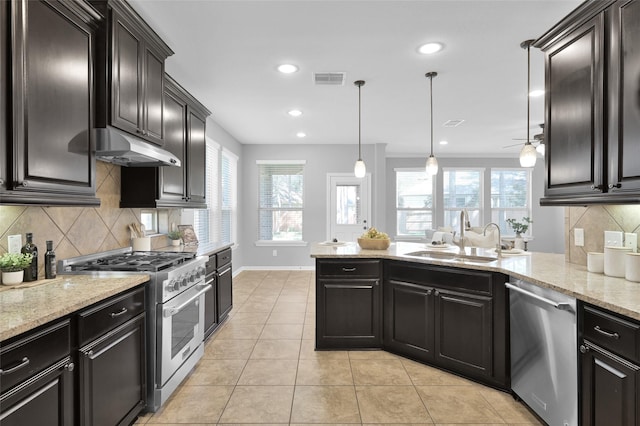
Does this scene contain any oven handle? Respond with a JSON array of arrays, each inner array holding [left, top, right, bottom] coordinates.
[[163, 284, 212, 318], [505, 282, 574, 313]]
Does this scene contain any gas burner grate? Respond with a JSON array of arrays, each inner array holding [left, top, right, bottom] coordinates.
[[68, 251, 196, 272]]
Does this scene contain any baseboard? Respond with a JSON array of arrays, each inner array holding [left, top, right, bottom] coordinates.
[[234, 265, 315, 275]]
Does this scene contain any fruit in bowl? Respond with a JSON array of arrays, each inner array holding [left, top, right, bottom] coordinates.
[[357, 227, 391, 250]]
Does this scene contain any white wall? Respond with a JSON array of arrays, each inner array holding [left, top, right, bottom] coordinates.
[[385, 156, 564, 253]]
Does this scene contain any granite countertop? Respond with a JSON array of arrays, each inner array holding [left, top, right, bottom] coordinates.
[[0, 274, 149, 342], [311, 241, 640, 322]]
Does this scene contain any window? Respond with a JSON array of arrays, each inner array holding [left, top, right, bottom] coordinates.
[[395, 169, 434, 237], [491, 169, 532, 235], [140, 210, 157, 234], [221, 149, 238, 244], [443, 168, 484, 229], [258, 161, 305, 242]]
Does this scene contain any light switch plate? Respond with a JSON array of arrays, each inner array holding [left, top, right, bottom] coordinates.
[[7, 235, 21, 254], [574, 228, 584, 246], [605, 230, 624, 247], [625, 232, 638, 253]]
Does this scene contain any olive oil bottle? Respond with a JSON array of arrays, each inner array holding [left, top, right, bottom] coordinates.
[[21, 233, 38, 282]]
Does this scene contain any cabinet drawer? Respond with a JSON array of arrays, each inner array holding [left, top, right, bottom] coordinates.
[[317, 259, 381, 278], [0, 320, 71, 394], [216, 248, 232, 268], [78, 286, 145, 346], [583, 305, 640, 363]]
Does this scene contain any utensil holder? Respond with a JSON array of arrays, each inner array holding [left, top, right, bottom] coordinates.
[[604, 246, 632, 277], [132, 237, 151, 251], [587, 252, 604, 273]]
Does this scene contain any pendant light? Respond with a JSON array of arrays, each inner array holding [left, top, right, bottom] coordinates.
[[354, 80, 366, 178], [425, 72, 439, 175], [519, 39, 537, 168]]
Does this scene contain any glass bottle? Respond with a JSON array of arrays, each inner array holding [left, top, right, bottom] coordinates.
[[21, 233, 38, 282], [45, 240, 56, 279]]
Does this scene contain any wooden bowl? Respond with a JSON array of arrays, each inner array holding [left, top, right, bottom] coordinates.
[[357, 238, 391, 250]]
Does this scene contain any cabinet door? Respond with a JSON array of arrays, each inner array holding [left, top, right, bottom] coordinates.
[[143, 45, 164, 145], [217, 264, 233, 322], [581, 343, 640, 426], [608, 0, 640, 194], [0, 358, 74, 426], [160, 88, 187, 202], [317, 278, 381, 349], [543, 12, 605, 199], [204, 273, 218, 339], [79, 315, 146, 426], [434, 289, 493, 378], [383, 279, 434, 361], [111, 12, 142, 136], [10, 0, 96, 197], [1, 0, 7, 193], [187, 109, 207, 203]]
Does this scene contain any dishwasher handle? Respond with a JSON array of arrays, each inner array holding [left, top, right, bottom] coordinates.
[[505, 282, 575, 313]]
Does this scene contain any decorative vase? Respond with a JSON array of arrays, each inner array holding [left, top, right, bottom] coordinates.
[[171, 239, 181, 246], [514, 233, 525, 250], [2, 270, 24, 285]]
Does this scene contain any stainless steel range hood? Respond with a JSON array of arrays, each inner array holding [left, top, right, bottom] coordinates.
[[95, 126, 180, 167]]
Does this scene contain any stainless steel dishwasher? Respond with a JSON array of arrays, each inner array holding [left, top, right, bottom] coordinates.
[[507, 278, 577, 426]]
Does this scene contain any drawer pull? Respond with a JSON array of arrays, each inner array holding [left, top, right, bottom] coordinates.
[[594, 325, 620, 339], [0, 357, 30, 375], [110, 307, 128, 318], [342, 267, 357, 272]]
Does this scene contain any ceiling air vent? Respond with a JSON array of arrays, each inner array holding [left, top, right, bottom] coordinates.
[[443, 119, 465, 128], [314, 72, 346, 85]]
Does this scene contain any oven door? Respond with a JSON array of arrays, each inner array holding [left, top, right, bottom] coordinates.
[[157, 282, 211, 385]]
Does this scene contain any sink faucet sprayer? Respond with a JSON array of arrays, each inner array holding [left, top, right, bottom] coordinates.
[[483, 222, 502, 258]]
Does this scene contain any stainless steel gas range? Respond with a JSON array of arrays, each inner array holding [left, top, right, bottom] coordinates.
[[60, 248, 210, 412]]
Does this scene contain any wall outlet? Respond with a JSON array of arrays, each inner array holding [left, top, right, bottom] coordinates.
[[605, 230, 624, 247], [574, 228, 584, 246], [272, 249, 277, 257], [625, 232, 638, 253], [7, 235, 22, 253]]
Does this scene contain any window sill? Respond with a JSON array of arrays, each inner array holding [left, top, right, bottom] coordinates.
[[255, 240, 308, 247]]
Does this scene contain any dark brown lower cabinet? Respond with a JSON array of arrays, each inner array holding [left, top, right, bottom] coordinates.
[[79, 313, 146, 426], [580, 342, 640, 425], [204, 272, 218, 339], [217, 263, 233, 322]]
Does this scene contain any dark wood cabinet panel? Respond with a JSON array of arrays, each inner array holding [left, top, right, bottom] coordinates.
[[580, 342, 640, 426], [159, 87, 187, 201], [144, 47, 164, 143], [1, 0, 7, 194], [188, 110, 207, 204], [204, 273, 218, 339], [2, 0, 100, 205], [217, 263, 233, 322], [112, 15, 142, 134]]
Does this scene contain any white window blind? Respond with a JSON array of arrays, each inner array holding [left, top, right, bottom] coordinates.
[[258, 160, 305, 241], [194, 138, 220, 244], [221, 149, 238, 244], [395, 169, 435, 237], [443, 168, 484, 228], [491, 169, 532, 236]]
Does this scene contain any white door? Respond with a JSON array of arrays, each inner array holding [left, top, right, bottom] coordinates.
[[327, 174, 371, 242]]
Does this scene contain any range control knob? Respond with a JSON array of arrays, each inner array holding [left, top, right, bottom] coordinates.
[[166, 280, 178, 292], [188, 272, 195, 283], [180, 277, 188, 287], [197, 266, 206, 278]]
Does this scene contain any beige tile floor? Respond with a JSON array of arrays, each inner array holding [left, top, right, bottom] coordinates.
[[135, 270, 542, 425]]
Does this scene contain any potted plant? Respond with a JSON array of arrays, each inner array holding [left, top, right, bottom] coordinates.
[[167, 230, 182, 246], [506, 217, 533, 237], [0, 253, 34, 285]]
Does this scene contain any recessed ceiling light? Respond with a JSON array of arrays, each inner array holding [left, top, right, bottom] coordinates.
[[296, 132, 306, 138], [418, 42, 444, 54], [278, 64, 299, 74], [529, 89, 545, 97], [439, 140, 448, 145], [288, 109, 303, 117]]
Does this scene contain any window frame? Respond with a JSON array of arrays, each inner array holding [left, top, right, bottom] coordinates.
[[442, 167, 485, 229], [490, 168, 533, 237], [394, 167, 436, 239]]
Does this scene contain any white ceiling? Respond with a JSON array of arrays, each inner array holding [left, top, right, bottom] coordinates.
[[129, 0, 582, 158]]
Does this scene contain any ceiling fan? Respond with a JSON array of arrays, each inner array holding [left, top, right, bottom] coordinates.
[[504, 123, 545, 155]]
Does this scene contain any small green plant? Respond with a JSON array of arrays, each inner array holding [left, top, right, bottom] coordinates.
[[167, 230, 182, 240], [506, 217, 533, 235], [0, 253, 33, 272]]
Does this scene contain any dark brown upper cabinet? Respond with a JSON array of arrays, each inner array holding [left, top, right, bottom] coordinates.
[[91, 0, 173, 147], [536, 0, 640, 205], [1, 0, 101, 206], [120, 74, 211, 208]]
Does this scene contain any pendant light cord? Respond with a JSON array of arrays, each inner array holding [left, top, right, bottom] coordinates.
[[527, 41, 531, 145], [358, 82, 362, 160], [429, 74, 434, 156]]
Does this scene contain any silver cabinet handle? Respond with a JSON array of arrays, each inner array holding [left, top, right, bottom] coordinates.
[[0, 357, 30, 375], [594, 325, 620, 339], [579, 345, 589, 354], [505, 283, 574, 313], [219, 267, 231, 276], [110, 307, 128, 318], [341, 267, 356, 272]]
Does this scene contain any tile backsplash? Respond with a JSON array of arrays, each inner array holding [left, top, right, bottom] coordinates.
[[566, 205, 640, 265], [0, 162, 180, 277]]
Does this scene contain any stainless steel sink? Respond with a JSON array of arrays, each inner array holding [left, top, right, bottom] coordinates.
[[405, 251, 498, 263]]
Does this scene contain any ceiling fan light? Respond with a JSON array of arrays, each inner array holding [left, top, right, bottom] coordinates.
[[536, 142, 545, 156], [354, 159, 366, 178], [520, 143, 537, 167], [426, 155, 439, 175]]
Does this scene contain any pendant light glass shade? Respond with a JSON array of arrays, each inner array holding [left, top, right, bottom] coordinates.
[[354, 80, 366, 178], [536, 141, 545, 156], [519, 40, 537, 168], [425, 72, 439, 175]]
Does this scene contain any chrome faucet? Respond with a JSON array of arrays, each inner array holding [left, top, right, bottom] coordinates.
[[452, 209, 471, 254], [483, 222, 502, 258]]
